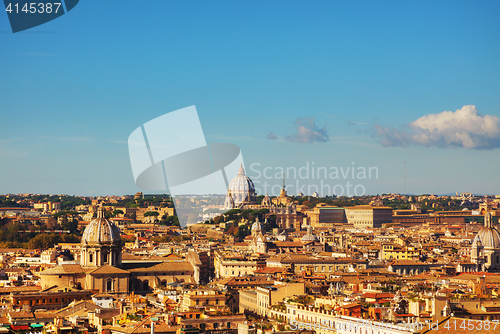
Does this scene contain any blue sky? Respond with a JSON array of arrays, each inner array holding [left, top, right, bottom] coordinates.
[[1, 0, 500, 196]]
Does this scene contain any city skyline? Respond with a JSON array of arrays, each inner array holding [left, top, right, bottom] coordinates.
[[1, 1, 500, 196]]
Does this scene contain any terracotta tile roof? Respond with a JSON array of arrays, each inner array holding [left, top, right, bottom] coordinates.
[[233, 242, 249, 246], [216, 276, 272, 287], [39, 264, 85, 275], [7, 311, 34, 319], [253, 267, 283, 274], [362, 292, 395, 299], [34, 311, 54, 319], [52, 300, 102, 317], [275, 242, 304, 247], [88, 265, 129, 275], [389, 260, 426, 266], [340, 302, 361, 309], [0, 286, 40, 293], [128, 261, 193, 273], [109, 323, 181, 334]]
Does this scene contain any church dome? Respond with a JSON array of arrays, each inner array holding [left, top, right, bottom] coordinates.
[[262, 194, 272, 207], [227, 164, 256, 206], [474, 227, 500, 249], [251, 218, 263, 232], [82, 207, 121, 244], [473, 213, 500, 250], [302, 225, 318, 242]]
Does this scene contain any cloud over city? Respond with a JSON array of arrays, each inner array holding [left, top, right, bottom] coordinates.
[[373, 105, 500, 149], [285, 116, 329, 143]]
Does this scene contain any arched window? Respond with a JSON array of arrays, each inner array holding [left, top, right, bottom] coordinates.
[[89, 253, 93, 263], [106, 279, 113, 292]]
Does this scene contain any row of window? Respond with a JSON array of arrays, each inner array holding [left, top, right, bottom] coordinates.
[[299, 265, 352, 271], [195, 299, 220, 305], [16, 297, 75, 305]]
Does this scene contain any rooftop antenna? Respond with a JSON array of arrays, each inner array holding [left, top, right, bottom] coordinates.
[[283, 173, 285, 190]]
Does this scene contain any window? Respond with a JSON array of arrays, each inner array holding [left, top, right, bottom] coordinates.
[[89, 253, 93, 262]]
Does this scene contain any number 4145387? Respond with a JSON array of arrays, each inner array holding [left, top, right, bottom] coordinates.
[[5, 3, 62, 14]]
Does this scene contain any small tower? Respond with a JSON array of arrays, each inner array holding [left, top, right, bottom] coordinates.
[[134, 233, 140, 249], [301, 225, 317, 243], [443, 299, 452, 317], [224, 191, 235, 209]]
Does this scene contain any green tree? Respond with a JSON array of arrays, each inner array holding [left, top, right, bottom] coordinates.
[[144, 211, 160, 217], [112, 209, 124, 217]]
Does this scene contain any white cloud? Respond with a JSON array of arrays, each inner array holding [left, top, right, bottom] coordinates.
[[285, 116, 329, 143], [374, 105, 500, 149]]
